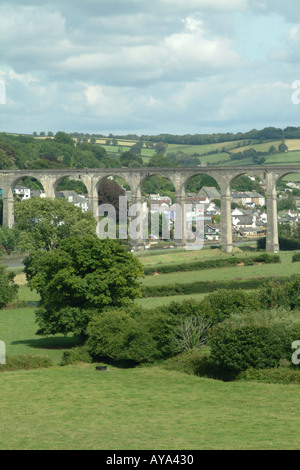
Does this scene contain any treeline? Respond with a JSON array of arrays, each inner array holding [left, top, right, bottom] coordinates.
[[107, 126, 300, 146], [0, 132, 118, 171]]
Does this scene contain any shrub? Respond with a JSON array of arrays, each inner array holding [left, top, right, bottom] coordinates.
[[209, 324, 284, 374], [258, 278, 289, 309], [292, 252, 300, 262], [259, 275, 300, 311], [257, 237, 300, 251], [208, 306, 300, 376], [159, 298, 207, 318], [199, 289, 261, 325], [221, 307, 300, 359], [161, 349, 210, 376], [171, 316, 212, 353], [161, 349, 237, 381], [239, 368, 300, 385], [139, 310, 182, 359], [0, 354, 53, 372], [0, 227, 20, 253], [87, 309, 161, 364], [0, 265, 19, 309], [61, 345, 93, 366], [286, 276, 300, 310]]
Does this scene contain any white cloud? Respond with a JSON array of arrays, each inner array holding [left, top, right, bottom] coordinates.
[[58, 15, 243, 87], [216, 80, 293, 123], [1, 0, 300, 134]]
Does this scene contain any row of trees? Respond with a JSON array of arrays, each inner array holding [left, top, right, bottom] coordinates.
[[113, 126, 300, 146], [230, 142, 289, 165]]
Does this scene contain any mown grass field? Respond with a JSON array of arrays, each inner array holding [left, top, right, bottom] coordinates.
[[0, 365, 299, 450], [140, 251, 297, 288], [1, 247, 300, 450]]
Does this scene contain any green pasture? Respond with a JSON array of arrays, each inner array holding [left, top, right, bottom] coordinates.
[[223, 151, 300, 168], [141, 251, 297, 288], [201, 152, 232, 165], [0, 364, 299, 450], [0, 306, 79, 363], [230, 140, 282, 154], [136, 292, 208, 309], [166, 140, 257, 156], [136, 247, 231, 266]]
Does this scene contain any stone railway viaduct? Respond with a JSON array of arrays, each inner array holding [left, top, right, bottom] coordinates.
[[1, 165, 300, 253]]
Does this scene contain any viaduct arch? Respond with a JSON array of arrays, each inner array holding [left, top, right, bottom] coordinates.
[[1, 165, 300, 253]]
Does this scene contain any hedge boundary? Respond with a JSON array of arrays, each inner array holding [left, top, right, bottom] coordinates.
[[141, 275, 289, 298], [143, 253, 281, 276]]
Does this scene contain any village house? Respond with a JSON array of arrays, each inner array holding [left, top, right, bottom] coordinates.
[[231, 191, 265, 207], [198, 186, 221, 200], [56, 190, 89, 212], [204, 224, 221, 241], [13, 185, 31, 200]]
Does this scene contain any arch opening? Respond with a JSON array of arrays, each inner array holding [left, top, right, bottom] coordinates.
[[275, 171, 300, 250], [96, 176, 130, 243], [54, 176, 89, 213], [230, 173, 267, 248], [12, 176, 45, 201], [184, 173, 221, 247], [137, 174, 176, 247]]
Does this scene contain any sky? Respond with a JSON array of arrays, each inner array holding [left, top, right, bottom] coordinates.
[[1, 0, 300, 136]]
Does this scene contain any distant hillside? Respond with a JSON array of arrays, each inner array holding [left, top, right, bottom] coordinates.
[[1, 126, 300, 173]]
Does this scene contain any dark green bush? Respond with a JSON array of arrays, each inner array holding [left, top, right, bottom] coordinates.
[[257, 237, 300, 251], [0, 265, 19, 309], [0, 227, 20, 253], [259, 275, 300, 311], [292, 252, 300, 262], [161, 349, 210, 375], [199, 289, 261, 325], [0, 354, 53, 372], [157, 290, 261, 326], [161, 349, 238, 381], [286, 276, 300, 310], [87, 309, 161, 364], [258, 279, 290, 309], [209, 324, 284, 373], [61, 345, 93, 366], [239, 368, 300, 385], [159, 298, 207, 318]]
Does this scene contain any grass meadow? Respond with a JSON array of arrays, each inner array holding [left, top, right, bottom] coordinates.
[[1, 365, 299, 450], [1, 246, 300, 449]]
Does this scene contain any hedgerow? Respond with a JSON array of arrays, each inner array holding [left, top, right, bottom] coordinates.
[[141, 276, 289, 298], [143, 253, 280, 275]]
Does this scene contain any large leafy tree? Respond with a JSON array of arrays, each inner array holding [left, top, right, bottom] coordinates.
[[24, 235, 144, 336], [14, 197, 97, 252]]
